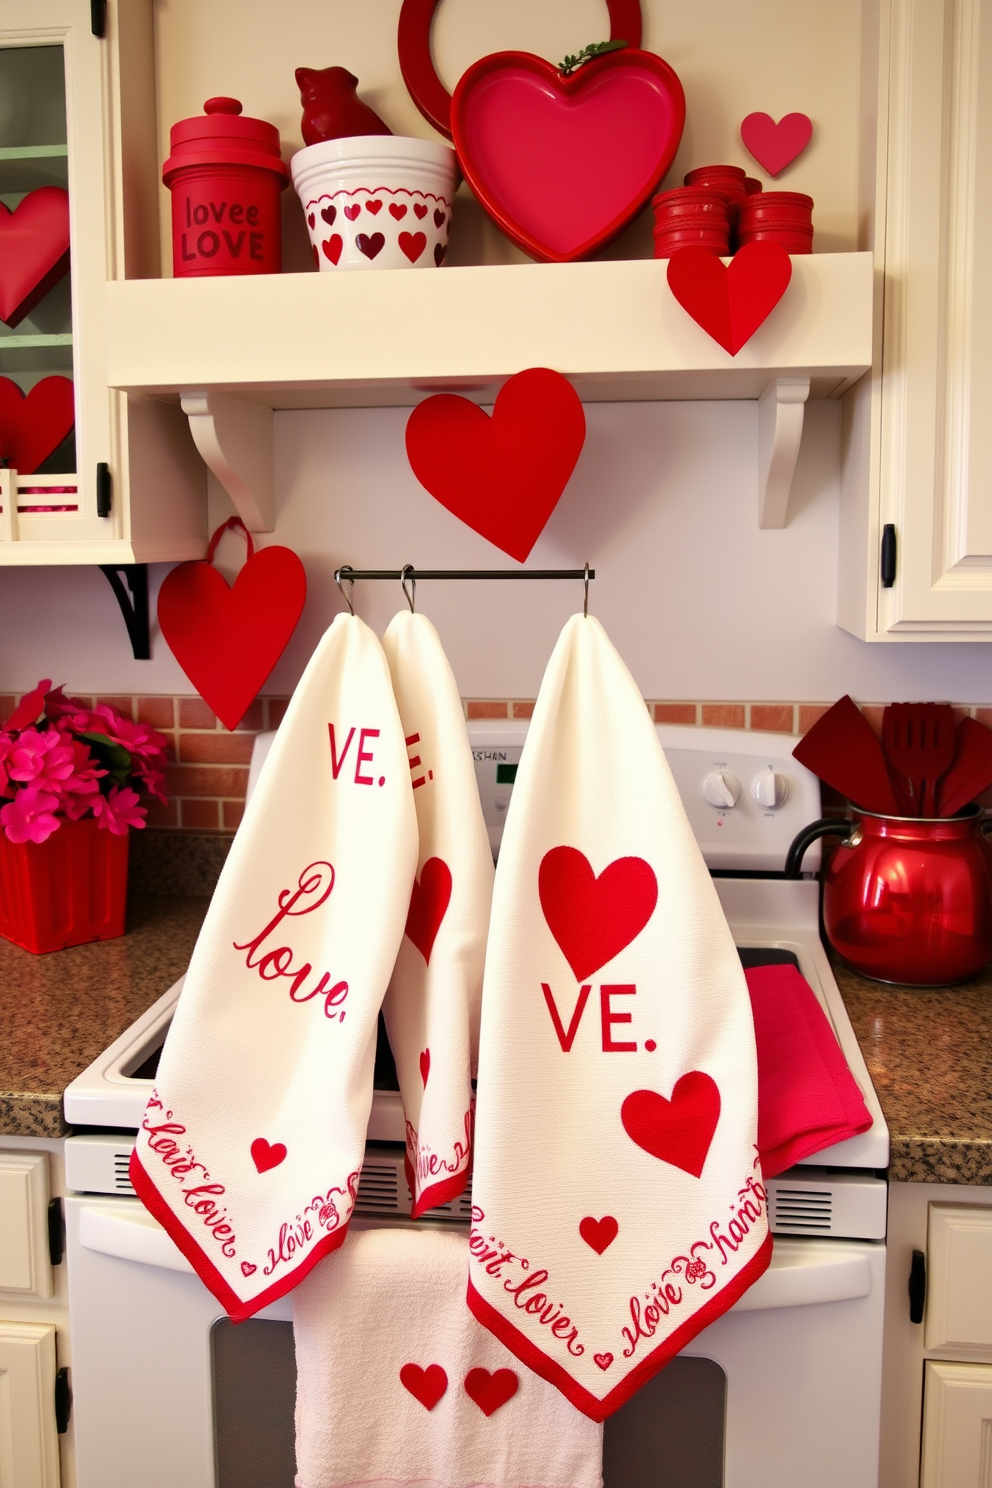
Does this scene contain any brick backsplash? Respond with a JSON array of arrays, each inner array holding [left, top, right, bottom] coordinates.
[[6, 692, 992, 831]]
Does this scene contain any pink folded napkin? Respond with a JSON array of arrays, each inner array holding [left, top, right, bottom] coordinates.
[[745, 963, 872, 1177]]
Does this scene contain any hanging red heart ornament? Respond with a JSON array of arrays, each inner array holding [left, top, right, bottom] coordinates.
[[0, 187, 71, 328], [0, 376, 75, 473], [666, 242, 793, 356], [157, 517, 307, 731], [405, 368, 586, 561]]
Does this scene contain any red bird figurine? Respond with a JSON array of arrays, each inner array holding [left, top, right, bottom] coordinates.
[[295, 66, 392, 145]]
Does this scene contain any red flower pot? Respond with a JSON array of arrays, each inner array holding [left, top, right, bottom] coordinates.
[[0, 817, 129, 954]]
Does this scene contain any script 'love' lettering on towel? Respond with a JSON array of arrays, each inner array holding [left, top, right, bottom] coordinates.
[[469, 615, 769, 1420], [131, 615, 418, 1320]]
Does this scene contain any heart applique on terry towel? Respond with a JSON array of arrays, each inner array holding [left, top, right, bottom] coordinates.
[[539, 847, 658, 980], [579, 1215, 619, 1254], [463, 1367, 518, 1416], [250, 1137, 287, 1173], [621, 1074, 722, 1178], [400, 1362, 448, 1410], [404, 857, 452, 964]]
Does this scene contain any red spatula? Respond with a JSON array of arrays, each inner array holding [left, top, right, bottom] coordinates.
[[936, 717, 992, 817], [793, 695, 902, 814], [882, 703, 956, 815]]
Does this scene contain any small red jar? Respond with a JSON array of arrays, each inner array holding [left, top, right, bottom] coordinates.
[[163, 97, 289, 277], [651, 187, 730, 257], [682, 166, 753, 248], [737, 191, 814, 253]]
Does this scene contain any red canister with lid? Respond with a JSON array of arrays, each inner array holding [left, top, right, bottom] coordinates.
[[163, 97, 290, 277], [651, 187, 730, 257], [737, 191, 814, 253]]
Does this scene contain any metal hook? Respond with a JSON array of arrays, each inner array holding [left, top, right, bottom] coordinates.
[[334, 566, 355, 616], [583, 563, 590, 617], [401, 564, 417, 614]]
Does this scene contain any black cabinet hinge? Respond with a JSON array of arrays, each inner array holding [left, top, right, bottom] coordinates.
[[881, 523, 897, 588], [47, 1198, 64, 1267], [909, 1248, 926, 1324], [90, 0, 107, 37], [55, 1368, 71, 1433], [96, 461, 112, 518]]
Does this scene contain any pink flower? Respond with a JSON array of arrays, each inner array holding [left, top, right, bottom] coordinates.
[[60, 740, 106, 820], [92, 785, 146, 834], [0, 788, 61, 844], [89, 705, 168, 763], [0, 735, 12, 797], [7, 728, 76, 793]]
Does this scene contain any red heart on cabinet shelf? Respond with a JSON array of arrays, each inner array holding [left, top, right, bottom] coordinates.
[[450, 48, 685, 262], [0, 376, 75, 473], [405, 367, 585, 561], [667, 242, 793, 356], [157, 518, 307, 731], [740, 112, 813, 177], [0, 187, 71, 327]]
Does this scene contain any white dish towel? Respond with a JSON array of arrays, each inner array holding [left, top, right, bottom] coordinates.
[[469, 614, 770, 1420], [294, 1227, 603, 1488], [131, 614, 418, 1319], [381, 610, 494, 1215]]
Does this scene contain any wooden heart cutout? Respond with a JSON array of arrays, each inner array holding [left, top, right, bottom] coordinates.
[[579, 1215, 619, 1254], [157, 518, 307, 731], [405, 367, 586, 561], [400, 1362, 448, 1410], [405, 857, 452, 964], [0, 376, 74, 473], [250, 1137, 287, 1173], [463, 1367, 518, 1416], [539, 846, 658, 981], [667, 242, 793, 356], [740, 112, 813, 176], [0, 187, 71, 327], [621, 1073, 721, 1178], [451, 48, 685, 262]]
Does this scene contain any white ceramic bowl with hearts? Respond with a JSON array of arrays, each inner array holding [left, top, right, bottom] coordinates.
[[292, 136, 457, 271]]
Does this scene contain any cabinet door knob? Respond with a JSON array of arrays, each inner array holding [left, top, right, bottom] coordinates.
[[908, 1247, 926, 1323]]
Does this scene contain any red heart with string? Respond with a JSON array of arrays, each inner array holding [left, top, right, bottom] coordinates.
[[405, 368, 585, 561], [0, 188, 71, 327], [539, 846, 658, 980], [157, 517, 307, 730], [667, 242, 793, 356], [0, 376, 75, 473], [621, 1073, 721, 1178], [405, 858, 452, 964]]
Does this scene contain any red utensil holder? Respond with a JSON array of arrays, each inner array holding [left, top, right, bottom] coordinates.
[[0, 817, 129, 954]]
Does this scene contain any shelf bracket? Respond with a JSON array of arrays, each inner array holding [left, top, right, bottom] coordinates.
[[99, 564, 151, 660], [757, 377, 810, 529], [180, 390, 274, 533]]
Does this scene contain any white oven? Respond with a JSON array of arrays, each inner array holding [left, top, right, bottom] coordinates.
[[63, 725, 888, 1488]]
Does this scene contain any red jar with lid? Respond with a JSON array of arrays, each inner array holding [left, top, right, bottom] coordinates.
[[737, 191, 814, 253], [651, 187, 730, 257], [163, 97, 290, 277]]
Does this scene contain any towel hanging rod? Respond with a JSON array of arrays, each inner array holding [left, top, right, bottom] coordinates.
[[333, 567, 595, 581]]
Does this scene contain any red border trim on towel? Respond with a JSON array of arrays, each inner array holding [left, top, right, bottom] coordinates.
[[466, 1230, 773, 1422], [405, 1153, 469, 1219], [129, 1150, 350, 1322]]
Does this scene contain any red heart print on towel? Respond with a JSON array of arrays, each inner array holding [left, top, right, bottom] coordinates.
[[322, 235, 342, 265], [539, 847, 658, 981], [667, 242, 792, 356], [320, 204, 337, 225], [250, 1137, 287, 1173], [419, 1049, 431, 1087], [0, 187, 71, 327], [344, 203, 361, 221], [241, 1261, 257, 1277], [366, 199, 383, 215], [740, 112, 813, 176], [594, 1352, 614, 1371], [405, 857, 452, 964], [0, 375, 74, 473], [400, 1362, 448, 1411], [399, 231, 427, 263], [621, 1073, 722, 1178], [579, 1215, 619, 1254], [356, 232, 385, 260], [390, 203, 408, 220], [464, 1368, 518, 1416], [405, 367, 586, 562], [414, 202, 428, 219]]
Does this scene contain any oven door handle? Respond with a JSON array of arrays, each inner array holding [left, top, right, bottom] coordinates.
[[733, 1246, 871, 1311], [79, 1203, 195, 1274]]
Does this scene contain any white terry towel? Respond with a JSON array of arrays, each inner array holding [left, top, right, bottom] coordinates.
[[381, 610, 494, 1215], [468, 615, 770, 1420], [130, 615, 418, 1320], [294, 1227, 603, 1488]]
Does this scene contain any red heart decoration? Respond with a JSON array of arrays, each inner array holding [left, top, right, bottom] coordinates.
[[405, 857, 452, 964], [539, 847, 658, 981], [594, 1352, 614, 1370], [400, 1362, 448, 1410], [320, 204, 337, 225], [434, 243, 446, 267], [451, 49, 684, 262], [667, 242, 793, 356], [621, 1074, 721, 1178], [157, 521, 307, 731], [0, 376, 75, 473], [241, 1261, 257, 1276], [414, 202, 428, 219], [740, 111, 813, 176], [419, 1049, 431, 1087], [366, 199, 383, 215], [433, 208, 446, 229], [464, 1368, 518, 1416], [356, 232, 385, 260], [344, 203, 361, 221], [307, 212, 315, 229], [579, 1215, 618, 1254], [390, 203, 408, 220], [250, 1137, 287, 1173], [0, 188, 71, 327], [405, 367, 585, 561], [322, 235, 343, 264], [398, 230, 427, 263]]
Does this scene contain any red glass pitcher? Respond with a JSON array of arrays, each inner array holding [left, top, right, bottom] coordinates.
[[786, 807, 992, 985]]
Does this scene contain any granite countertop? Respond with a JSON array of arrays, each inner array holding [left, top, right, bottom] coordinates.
[[0, 893, 209, 1138]]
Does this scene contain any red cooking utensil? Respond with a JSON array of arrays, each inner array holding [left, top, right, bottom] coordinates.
[[882, 703, 956, 816], [936, 717, 992, 817], [793, 695, 902, 814]]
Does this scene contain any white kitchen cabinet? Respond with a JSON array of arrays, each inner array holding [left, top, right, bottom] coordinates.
[[0, 1322, 61, 1488], [0, 1152, 53, 1300], [920, 1362, 992, 1488], [0, 0, 205, 565], [840, 0, 992, 640]]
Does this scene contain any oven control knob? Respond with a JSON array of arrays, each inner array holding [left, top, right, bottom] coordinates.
[[752, 769, 790, 809], [702, 770, 740, 808]]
